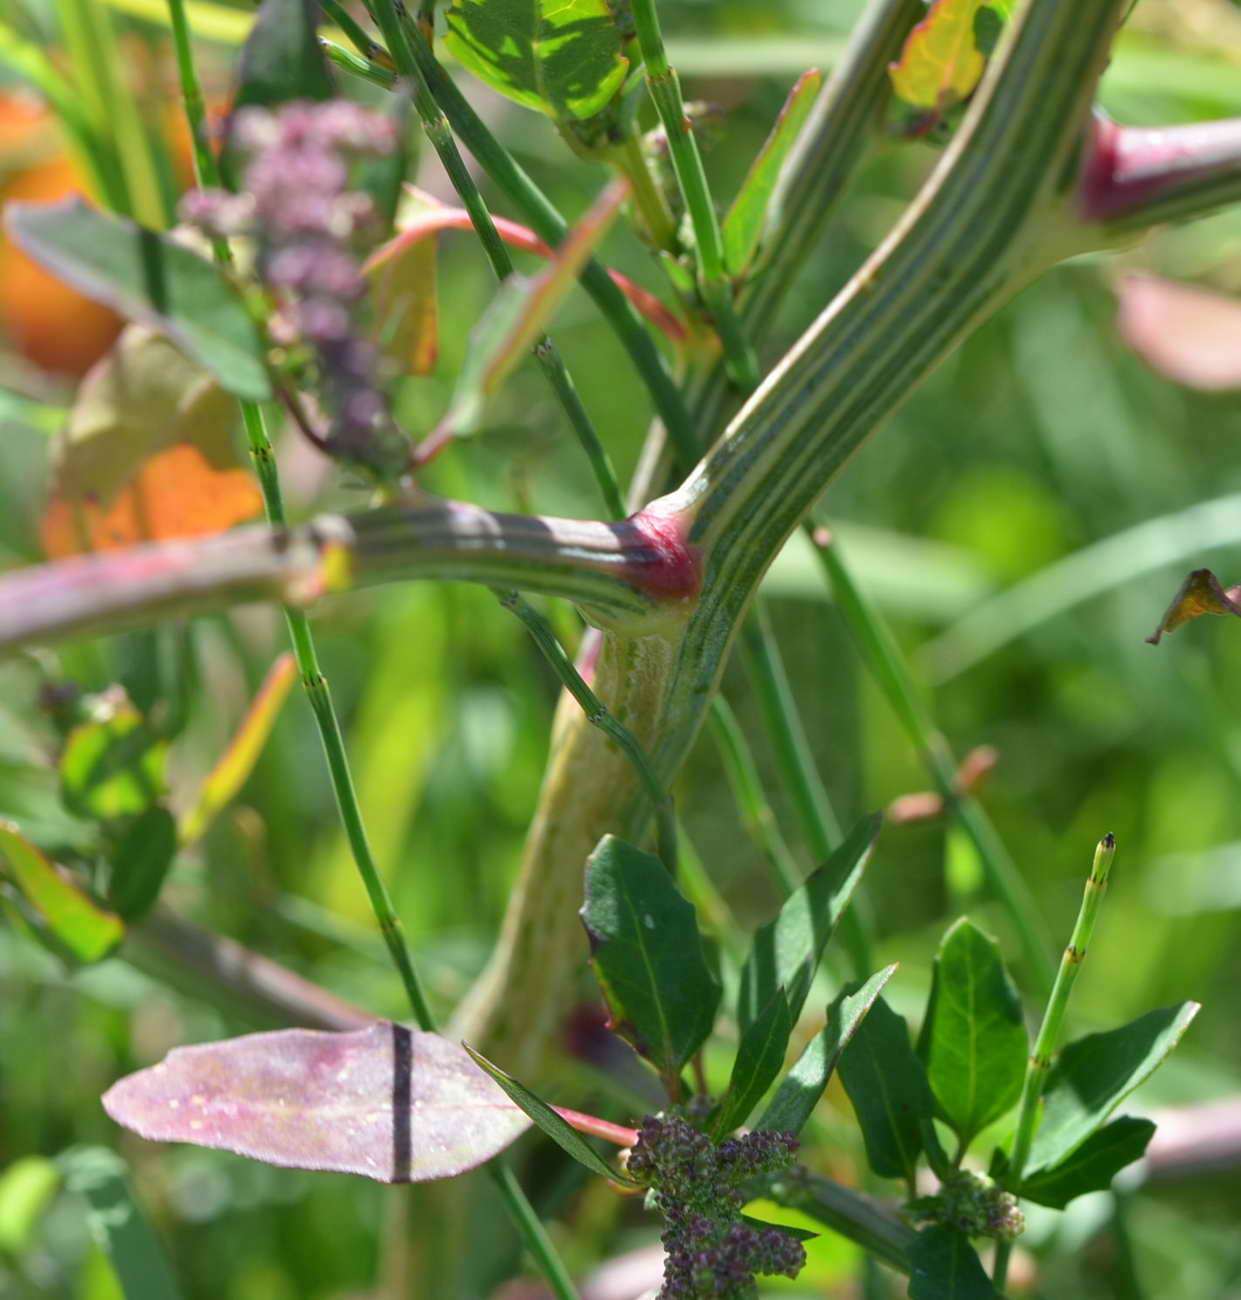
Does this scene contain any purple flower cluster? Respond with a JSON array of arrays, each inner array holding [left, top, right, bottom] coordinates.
[[627, 1114, 805, 1299], [180, 101, 408, 478]]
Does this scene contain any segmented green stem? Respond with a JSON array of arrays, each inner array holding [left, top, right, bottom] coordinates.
[[321, 38, 395, 89], [814, 533, 1056, 994], [613, 126, 677, 251], [629, 0, 758, 387], [319, 0, 385, 61], [994, 833, 1118, 1289]]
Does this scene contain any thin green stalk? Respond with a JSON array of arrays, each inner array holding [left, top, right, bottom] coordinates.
[[994, 833, 1118, 1290], [612, 126, 677, 250], [486, 1164, 579, 1300], [707, 696, 800, 894], [319, 0, 385, 61], [813, 532, 1057, 996], [628, 0, 757, 388], [495, 590, 677, 873], [322, 38, 396, 89], [676, 818, 745, 961]]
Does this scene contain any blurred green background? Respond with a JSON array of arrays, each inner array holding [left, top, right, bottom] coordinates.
[[3, 0, 1241, 1295]]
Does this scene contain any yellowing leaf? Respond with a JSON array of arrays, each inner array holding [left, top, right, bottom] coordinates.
[[369, 190, 440, 377], [1147, 568, 1241, 645], [888, 0, 995, 132]]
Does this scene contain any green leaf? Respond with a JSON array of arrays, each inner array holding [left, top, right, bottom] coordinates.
[[757, 965, 897, 1136], [711, 990, 793, 1137], [4, 198, 271, 402], [722, 68, 822, 277], [918, 918, 1026, 1148], [0, 822, 124, 963], [907, 1226, 999, 1299], [107, 807, 178, 920], [59, 1148, 184, 1300], [0, 1157, 60, 1254], [737, 812, 881, 1033], [232, 0, 333, 111], [462, 1045, 638, 1186], [1027, 1003, 1199, 1172], [580, 834, 721, 1080], [61, 707, 167, 821], [444, 0, 630, 121], [1019, 1116, 1155, 1209], [738, 1213, 818, 1243], [837, 995, 935, 1183]]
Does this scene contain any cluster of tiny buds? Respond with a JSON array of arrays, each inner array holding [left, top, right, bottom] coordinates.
[[179, 100, 408, 478], [907, 1169, 1026, 1243], [627, 1114, 805, 1299]]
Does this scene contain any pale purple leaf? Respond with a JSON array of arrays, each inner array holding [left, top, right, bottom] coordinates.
[[101, 1022, 531, 1182], [1116, 274, 1241, 391]]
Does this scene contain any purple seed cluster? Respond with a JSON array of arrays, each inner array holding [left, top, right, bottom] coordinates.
[[627, 1114, 805, 1299], [180, 101, 409, 478]]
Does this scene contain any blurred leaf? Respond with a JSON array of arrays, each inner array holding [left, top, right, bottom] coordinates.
[[179, 653, 297, 847], [370, 192, 440, 378], [106, 806, 177, 920], [4, 198, 271, 401], [711, 989, 793, 1137], [907, 1226, 998, 1298], [757, 965, 897, 1136], [1027, 1003, 1200, 1173], [232, 0, 332, 111], [1116, 274, 1241, 391], [443, 0, 629, 122], [0, 821, 124, 962], [888, 0, 1005, 135], [59, 1148, 183, 1300], [463, 1045, 637, 1185], [1019, 1116, 1155, 1209], [737, 812, 881, 1033], [60, 707, 166, 820], [838, 995, 935, 1183], [102, 1022, 532, 1182], [738, 1213, 818, 1243], [722, 68, 822, 277], [580, 834, 721, 1080], [441, 181, 626, 437], [917, 918, 1026, 1147], [1146, 568, 1241, 645], [0, 1156, 60, 1253]]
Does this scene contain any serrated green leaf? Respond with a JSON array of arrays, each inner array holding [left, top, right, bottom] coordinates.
[[462, 1045, 637, 1185], [0, 822, 123, 963], [233, 0, 333, 111], [918, 918, 1026, 1148], [1027, 1003, 1198, 1172], [722, 68, 822, 277], [4, 199, 271, 402], [107, 806, 178, 920], [580, 834, 721, 1080], [737, 812, 881, 1034], [838, 995, 935, 1183], [712, 990, 793, 1137], [1019, 1116, 1155, 1209], [757, 964, 896, 1136], [907, 1226, 998, 1299], [444, 0, 629, 122], [61, 707, 166, 821]]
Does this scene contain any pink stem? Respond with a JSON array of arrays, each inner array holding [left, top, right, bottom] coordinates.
[[551, 1106, 640, 1148]]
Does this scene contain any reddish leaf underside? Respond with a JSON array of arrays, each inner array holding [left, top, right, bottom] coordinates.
[[101, 1022, 531, 1183], [1115, 274, 1241, 391]]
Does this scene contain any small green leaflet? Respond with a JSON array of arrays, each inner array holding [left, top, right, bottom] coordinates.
[[907, 1226, 999, 1299], [711, 990, 792, 1137], [232, 0, 333, 112]]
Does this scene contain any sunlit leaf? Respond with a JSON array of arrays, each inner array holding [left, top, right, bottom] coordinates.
[[4, 198, 271, 401], [917, 918, 1026, 1147], [756, 965, 896, 1137], [580, 834, 721, 1081], [711, 990, 793, 1137], [179, 653, 297, 847], [370, 192, 440, 378], [0, 1156, 60, 1255], [443, 0, 630, 122], [1116, 274, 1241, 391], [102, 1022, 532, 1182], [1146, 568, 1241, 644], [463, 1045, 637, 1185], [0, 821, 124, 962], [907, 1226, 998, 1298], [722, 69, 822, 277], [838, 995, 935, 1183], [232, 0, 332, 111], [1019, 1116, 1155, 1209], [60, 706, 166, 820], [1026, 1002, 1199, 1173], [107, 806, 178, 920]]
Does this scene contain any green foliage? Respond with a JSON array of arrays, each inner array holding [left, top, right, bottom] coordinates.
[[106, 806, 177, 919], [60, 706, 166, 821], [232, 0, 333, 111], [906, 1226, 999, 1299], [1018, 1116, 1156, 1208], [710, 988, 792, 1136]]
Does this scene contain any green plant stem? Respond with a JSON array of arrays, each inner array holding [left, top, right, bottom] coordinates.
[[613, 126, 677, 250], [628, 0, 757, 388], [366, 1, 623, 520], [813, 532, 1057, 996], [994, 832, 1118, 1290], [706, 696, 800, 894], [486, 1164, 579, 1300], [319, 0, 385, 61], [322, 38, 395, 89], [496, 590, 677, 872]]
